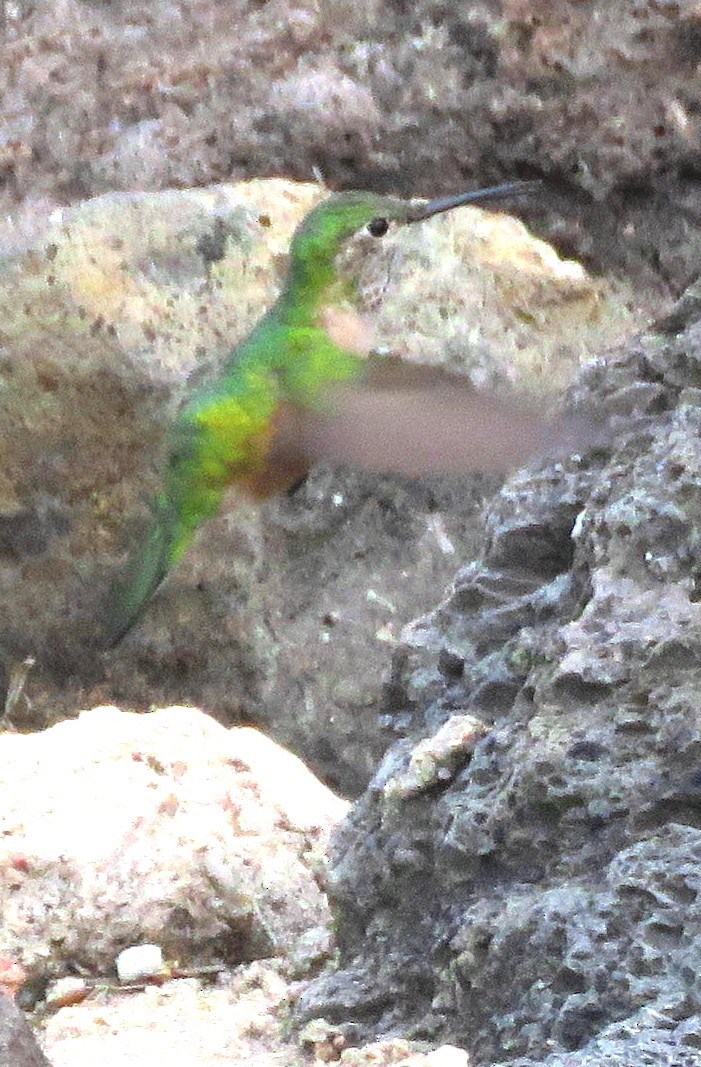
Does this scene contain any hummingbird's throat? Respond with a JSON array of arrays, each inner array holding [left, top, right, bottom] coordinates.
[[316, 304, 376, 356]]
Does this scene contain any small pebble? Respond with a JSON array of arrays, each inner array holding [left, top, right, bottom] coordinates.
[[425, 1046, 470, 1067], [116, 944, 166, 983], [46, 976, 89, 1009]]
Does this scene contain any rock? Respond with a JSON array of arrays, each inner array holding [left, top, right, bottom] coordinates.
[[338, 1039, 471, 1066], [44, 977, 89, 1010], [0, 705, 345, 980], [496, 1019, 701, 1067], [42, 961, 296, 1067], [0, 993, 50, 1067], [41, 959, 482, 1067], [5, 3, 701, 1064], [115, 945, 166, 985], [0, 1, 700, 296], [381, 714, 489, 800]]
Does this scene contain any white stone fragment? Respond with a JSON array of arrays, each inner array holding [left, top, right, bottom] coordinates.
[[425, 1045, 471, 1067], [116, 943, 165, 984]]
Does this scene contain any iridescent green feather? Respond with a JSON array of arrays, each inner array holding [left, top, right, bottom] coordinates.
[[105, 187, 525, 643], [104, 261, 370, 644]]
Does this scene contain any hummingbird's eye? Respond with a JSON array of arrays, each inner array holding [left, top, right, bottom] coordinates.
[[367, 217, 390, 238]]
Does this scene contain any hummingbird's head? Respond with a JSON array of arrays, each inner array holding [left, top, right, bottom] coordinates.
[[288, 191, 413, 269], [284, 181, 541, 296]]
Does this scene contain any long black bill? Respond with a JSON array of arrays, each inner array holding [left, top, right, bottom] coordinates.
[[407, 180, 542, 223]]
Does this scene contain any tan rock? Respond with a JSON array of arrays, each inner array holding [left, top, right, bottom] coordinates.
[[0, 705, 346, 976]]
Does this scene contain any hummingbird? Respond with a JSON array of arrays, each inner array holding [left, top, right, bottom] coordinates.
[[105, 180, 586, 645]]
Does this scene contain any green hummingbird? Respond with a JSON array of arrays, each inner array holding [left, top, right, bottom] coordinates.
[[105, 180, 583, 645]]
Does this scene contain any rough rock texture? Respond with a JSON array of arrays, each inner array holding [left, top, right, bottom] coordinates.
[[295, 293, 701, 1063], [499, 1017, 701, 1067], [1, 0, 701, 296], [0, 994, 50, 1067], [334, 1041, 470, 1066], [0, 179, 635, 794], [0, 705, 345, 979]]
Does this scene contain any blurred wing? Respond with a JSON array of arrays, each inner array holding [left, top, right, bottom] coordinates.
[[289, 359, 593, 476]]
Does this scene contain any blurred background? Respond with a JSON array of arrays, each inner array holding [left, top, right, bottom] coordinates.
[[1, 0, 700, 296]]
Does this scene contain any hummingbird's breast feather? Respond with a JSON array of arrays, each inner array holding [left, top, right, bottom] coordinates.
[[316, 304, 376, 357]]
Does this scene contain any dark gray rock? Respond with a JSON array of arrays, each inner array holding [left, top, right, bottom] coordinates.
[[0, 995, 50, 1067], [501, 1011, 701, 1067]]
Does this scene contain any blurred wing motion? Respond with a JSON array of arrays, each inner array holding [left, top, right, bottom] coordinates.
[[288, 358, 597, 476], [105, 357, 596, 646]]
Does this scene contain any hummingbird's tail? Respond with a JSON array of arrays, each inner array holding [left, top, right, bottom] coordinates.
[[102, 498, 174, 647]]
